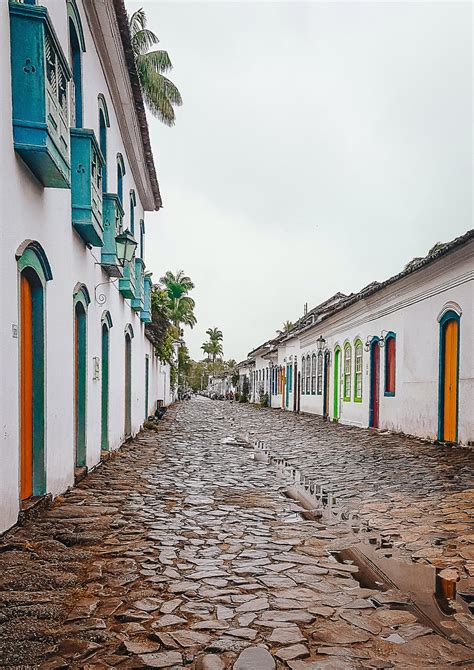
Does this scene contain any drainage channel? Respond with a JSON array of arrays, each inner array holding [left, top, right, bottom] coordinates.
[[245, 435, 474, 649]]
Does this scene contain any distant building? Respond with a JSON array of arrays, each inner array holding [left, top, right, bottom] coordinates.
[[0, 0, 171, 534], [245, 232, 473, 444]]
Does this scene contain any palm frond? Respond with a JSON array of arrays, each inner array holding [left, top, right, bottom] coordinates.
[[132, 28, 159, 56], [140, 49, 173, 73], [129, 8, 147, 35]]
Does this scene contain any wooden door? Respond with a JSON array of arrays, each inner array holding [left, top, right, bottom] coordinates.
[[323, 352, 330, 417], [333, 349, 340, 420], [101, 324, 109, 450], [124, 334, 132, 436], [442, 319, 459, 441], [370, 341, 380, 428], [145, 355, 150, 420], [20, 274, 33, 500], [74, 304, 87, 467]]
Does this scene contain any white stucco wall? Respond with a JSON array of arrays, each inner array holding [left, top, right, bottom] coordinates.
[[0, 1, 170, 534], [290, 245, 473, 443]]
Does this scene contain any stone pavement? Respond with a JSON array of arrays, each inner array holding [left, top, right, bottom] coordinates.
[[226, 401, 474, 581], [0, 398, 473, 669]]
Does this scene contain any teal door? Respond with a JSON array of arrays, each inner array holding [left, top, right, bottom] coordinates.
[[101, 323, 109, 450], [145, 355, 149, 420], [333, 348, 341, 420], [285, 364, 291, 407], [75, 303, 87, 466], [124, 334, 132, 436]]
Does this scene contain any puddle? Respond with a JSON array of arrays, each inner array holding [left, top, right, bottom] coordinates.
[[331, 542, 473, 646], [248, 436, 474, 648]]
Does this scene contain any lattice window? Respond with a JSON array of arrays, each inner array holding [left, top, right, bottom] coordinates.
[[317, 352, 323, 395], [344, 344, 352, 400], [354, 341, 363, 400]]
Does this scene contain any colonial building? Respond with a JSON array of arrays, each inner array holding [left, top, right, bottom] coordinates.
[[0, 0, 171, 534], [245, 232, 473, 445]]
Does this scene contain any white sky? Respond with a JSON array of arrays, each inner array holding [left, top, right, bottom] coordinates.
[[129, 1, 472, 362]]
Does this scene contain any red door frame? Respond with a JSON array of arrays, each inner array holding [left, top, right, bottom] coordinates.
[[369, 338, 380, 428]]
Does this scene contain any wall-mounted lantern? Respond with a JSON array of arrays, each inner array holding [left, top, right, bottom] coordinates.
[[316, 335, 326, 352], [115, 229, 138, 265]]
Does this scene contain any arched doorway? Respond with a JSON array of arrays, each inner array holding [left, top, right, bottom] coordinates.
[[124, 325, 134, 436], [323, 351, 330, 417], [333, 346, 341, 420], [17, 242, 52, 501], [438, 310, 460, 442], [74, 294, 88, 468], [369, 337, 380, 428], [101, 311, 112, 451]]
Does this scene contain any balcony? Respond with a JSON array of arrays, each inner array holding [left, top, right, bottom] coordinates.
[[119, 259, 136, 300], [71, 129, 104, 246], [9, 2, 71, 188], [131, 258, 145, 312], [101, 194, 124, 277], [140, 274, 152, 323]]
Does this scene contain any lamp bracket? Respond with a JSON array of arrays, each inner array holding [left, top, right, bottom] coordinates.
[[94, 278, 118, 305]]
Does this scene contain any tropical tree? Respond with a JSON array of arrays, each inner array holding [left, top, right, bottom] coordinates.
[[201, 342, 213, 361], [160, 270, 196, 330], [160, 270, 194, 300], [129, 8, 183, 126], [282, 320, 294, 333], [206, 327, 223, 344]]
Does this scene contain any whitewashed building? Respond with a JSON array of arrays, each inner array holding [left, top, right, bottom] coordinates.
[[246, 233, 473, 445], [0, 0, 171, 534]]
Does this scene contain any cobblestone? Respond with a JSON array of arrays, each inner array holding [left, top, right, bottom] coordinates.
[[0, 398, 472, 668]]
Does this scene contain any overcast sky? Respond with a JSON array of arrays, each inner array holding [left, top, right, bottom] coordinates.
[[129, 1, 472, 362]]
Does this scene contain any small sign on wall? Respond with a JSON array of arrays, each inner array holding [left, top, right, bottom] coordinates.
[[92, 357, 100, 381], [12, 324, 18, 339]]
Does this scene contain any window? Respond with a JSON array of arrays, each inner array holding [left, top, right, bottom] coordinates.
[[117, 154, 125, 205], [311, 354, 316, 394], [343, 343, 352, 400], [69, 19, 82, 128], [354, 340, 363, 401], [301, 357, 306, 394], [317, 353, 323, 395], [139, 220, 145, 260], [98, 95, 109, 192], [306, 355, 311, 394], [129, 190, 136, 235], [385, 333, 396, 395]]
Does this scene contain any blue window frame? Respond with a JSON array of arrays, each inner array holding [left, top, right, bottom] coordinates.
[[384, 332, 396, 396]]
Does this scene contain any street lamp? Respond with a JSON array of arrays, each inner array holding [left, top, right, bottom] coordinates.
[[316, 335, 326, 352], [115, 229, 138, 265]]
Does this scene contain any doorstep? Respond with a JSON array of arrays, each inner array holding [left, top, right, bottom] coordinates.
[[74, 466, 88, 485], [18, 494, 52, 526]]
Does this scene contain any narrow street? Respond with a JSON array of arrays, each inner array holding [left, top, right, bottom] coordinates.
[[0, 399, 473, 669]]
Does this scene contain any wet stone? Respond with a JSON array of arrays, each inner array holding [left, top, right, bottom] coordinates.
[[234, 646, 276, 670]]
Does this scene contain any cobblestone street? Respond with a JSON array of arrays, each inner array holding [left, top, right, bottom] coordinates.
[[0, 398, 473, 669]]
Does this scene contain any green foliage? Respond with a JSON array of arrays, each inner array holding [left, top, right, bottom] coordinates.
[[239, 376, 249, 403], [129, 8, 182, 126], [202, 326, 224, 366], [170, 362, 178, 390], [259, 392, 269, 407], [145, 270, 196, 372]]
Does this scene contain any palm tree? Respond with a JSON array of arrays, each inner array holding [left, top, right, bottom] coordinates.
[[160, 270, 195, 300], [282, 320, 294, 333], [129, 8, 183, 126], [168, 295, 197, 330], [208, 340, 223, 364], [201, 342, 213, 361], [206, 327, 223, 345]]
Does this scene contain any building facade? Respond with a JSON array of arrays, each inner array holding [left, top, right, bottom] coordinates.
[[245, 233, 473, 445], [0, 0, 171, 534]]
